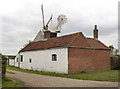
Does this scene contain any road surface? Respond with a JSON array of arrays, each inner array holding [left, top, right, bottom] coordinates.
[[6, 69, 118, 87]]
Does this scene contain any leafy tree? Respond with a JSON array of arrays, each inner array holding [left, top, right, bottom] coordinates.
[[114, 49, 119, 56], [109, 45, 119, 56], [109, 45, 114, 55], [109, 45, 120, 70]]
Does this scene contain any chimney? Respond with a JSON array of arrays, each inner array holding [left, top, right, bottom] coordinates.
[[93, 25, 98, 40], [44, 26, 57, 39], [44, 31, 57, 39], [44, 31, 51, 39]]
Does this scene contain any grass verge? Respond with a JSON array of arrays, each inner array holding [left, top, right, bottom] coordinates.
[[6, 71, 15, 74], [7, 65, 118, 82], [2, 77, 21, 87]]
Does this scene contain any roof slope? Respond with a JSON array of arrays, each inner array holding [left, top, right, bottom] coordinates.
[[86, 38, 109, 49], [20, 32, 109, 52]]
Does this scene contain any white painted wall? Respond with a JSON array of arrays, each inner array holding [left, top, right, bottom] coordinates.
[[9, 59, 15, 66], [15, 54, 19, 67], [15, 47, 68, 74]]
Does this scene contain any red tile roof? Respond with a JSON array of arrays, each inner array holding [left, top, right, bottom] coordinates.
[[20, 32, 109, 52], [86, 38, 109, 49]]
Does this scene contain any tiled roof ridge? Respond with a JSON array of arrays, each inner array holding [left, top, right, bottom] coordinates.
[[30, 32, 83, 44], [20, 32, 83, 52], [86, 37, 109, 49], [52, 32, 82, 39], [20, 32, 110, 52], [66, 33, 82, 46]]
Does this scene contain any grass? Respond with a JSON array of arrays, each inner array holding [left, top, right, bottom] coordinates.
[[0, 82, 2, 88], [6, 71, 15, 74], [7, 65, 118, 82], [2, 77, 22, 87]]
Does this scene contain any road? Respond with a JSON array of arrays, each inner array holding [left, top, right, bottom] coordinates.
[[6, 69, 118, 87]]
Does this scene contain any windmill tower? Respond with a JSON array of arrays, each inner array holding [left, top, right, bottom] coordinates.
[[33, 5, 67, 42]]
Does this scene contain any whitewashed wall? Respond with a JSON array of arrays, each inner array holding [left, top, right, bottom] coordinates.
[[15, 54, 19, 67], [9, 59, 15, 66], [15, 47, 68, 74]]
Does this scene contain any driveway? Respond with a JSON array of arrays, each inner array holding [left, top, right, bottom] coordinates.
[[6, 69, 118, 87]]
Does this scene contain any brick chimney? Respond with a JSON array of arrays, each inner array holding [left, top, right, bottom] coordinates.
[[93, 25, 98, 40], [43, 26, 57, 39], [44, 31, 51, 39], [44, 31, 57, 39]]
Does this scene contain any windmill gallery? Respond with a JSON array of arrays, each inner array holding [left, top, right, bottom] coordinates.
[[13, 5, 111, 74]]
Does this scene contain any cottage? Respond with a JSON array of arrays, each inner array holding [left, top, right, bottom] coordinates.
[[14, 25, 111, 74], [6, 55, 16, 66]]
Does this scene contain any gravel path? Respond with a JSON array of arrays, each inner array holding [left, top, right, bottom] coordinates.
[[6, 69, 118, 87]]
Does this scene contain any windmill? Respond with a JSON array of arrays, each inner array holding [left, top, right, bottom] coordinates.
[[33, 4, 67, 42]]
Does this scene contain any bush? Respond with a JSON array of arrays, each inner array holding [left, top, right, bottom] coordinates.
[[80, 71, 86, 73], [117, 55, 120, 69], [110, 55, 119, 70], [0, 53, 7, 80]]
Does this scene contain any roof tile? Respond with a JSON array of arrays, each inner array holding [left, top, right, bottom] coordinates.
[[20, 32, 109, 52]]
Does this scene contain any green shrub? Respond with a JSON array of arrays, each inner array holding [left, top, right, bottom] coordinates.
[[80, 71, 86, 73], [117, 55, 120, 69], [0, 53, 7, 80], [110, 55, 120, 70]]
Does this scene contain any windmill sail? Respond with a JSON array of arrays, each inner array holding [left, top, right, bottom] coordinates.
[[48, 20, 57, 32], [41, 4, 45, 29], [48, 14, 67, 33]]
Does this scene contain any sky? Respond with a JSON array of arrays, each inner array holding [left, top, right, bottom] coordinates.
[[0, 0, 119, 55]]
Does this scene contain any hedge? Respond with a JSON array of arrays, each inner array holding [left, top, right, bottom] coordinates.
[[111, 55, 120, 70], [0, 53, 7, 80]]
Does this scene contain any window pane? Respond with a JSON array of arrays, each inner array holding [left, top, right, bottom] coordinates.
[[21, 55, 23, 62], [29, 59, 32, 63], [52, 54, 57, 61]]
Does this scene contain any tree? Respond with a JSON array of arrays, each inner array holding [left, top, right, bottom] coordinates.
[[114, 49, 119, 56], [109, 45, 119, 56], [109, 45, 120, 70], [109, 45, 114, 55]]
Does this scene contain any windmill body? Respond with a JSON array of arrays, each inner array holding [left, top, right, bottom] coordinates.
[[33, 5, 67, 42], [33, 30, 44, 42]]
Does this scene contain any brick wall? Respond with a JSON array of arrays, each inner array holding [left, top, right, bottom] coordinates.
[[68, 47, 110, 74]]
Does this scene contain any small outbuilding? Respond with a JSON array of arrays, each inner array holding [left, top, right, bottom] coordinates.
[[6, 55, 16, 66]]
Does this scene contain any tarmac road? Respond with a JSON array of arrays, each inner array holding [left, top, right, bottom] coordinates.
[[6, 69, 118, 87]]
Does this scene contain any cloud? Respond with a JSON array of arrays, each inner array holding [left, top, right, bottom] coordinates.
[[1, 0, 118, 55]]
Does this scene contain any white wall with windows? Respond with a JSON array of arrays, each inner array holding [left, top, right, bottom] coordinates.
[[15, 47, 68, 74]]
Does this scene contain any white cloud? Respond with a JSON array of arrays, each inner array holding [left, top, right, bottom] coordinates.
[[99, 32, 118, 48], [1, 0, 119, 55]]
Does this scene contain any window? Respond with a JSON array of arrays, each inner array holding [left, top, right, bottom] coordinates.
[[29, 59, 32, 63], [20, 55, 23, 62], [52, 54, 57, 61], [17, 57, 18, 62]]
